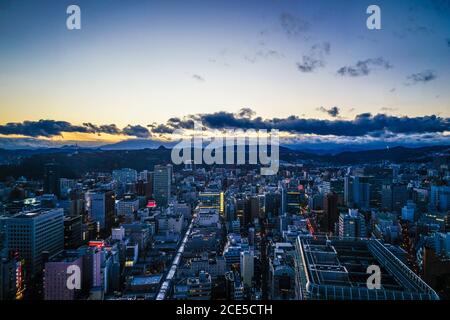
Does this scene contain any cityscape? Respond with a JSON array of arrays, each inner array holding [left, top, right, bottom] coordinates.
[[0, 0, 449, 304], [0, 145, 448, 301]]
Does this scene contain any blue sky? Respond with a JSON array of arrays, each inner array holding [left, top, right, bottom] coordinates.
[[0, 0, 449, 148]]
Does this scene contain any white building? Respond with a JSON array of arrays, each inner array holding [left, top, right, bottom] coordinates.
[[240, 250, 254, 287]]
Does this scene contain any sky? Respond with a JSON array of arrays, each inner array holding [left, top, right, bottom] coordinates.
[[0, 0, 449, 149]]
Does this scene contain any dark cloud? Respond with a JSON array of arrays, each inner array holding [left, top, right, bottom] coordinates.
[[337, 57, 392, 77], [297, 42, 330, 73], [150, 124, 175, 134], [83, 123, 121, 135], [237, 108, 256, 118], [167, 117, 195, 130], [122, 125, 151, 138], [0, 120, 91, 138], [280, 13, 310, 37], [406, 70, 437, 85], [160, 110, 449, 138], [0, 120, 150, 138], [317, 106, 340, 117]]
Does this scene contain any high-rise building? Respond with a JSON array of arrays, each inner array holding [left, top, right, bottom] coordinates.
[[153, 165, 171, 207], [115, 194, 140, 217], [286, 189, 302, 215], [64, 215, 83, 249], [5, 209, 64, 277], [44, 251, 83, 300], [198, 191, 224, 217], [85, 190, 115, 235], [401, 201, 417, 222], [344, 176, 353, 206], [430, 185, 450, 212], [382, 183, 408, 213], [240, 250, 254, 287], [0, 249, 18, 300], [338, 209, 367, 238], [59, 178, 77, 199], [44, 163, 60, 196], [264, 191, 281, 218], [269, 243, 295, 300], [112, 168, 138, 197], [352, 176, 370, 209], [322, 193, 338, 233]]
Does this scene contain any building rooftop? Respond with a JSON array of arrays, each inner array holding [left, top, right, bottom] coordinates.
[[131, 275, 162, 286], [296, 235, 439, 300]]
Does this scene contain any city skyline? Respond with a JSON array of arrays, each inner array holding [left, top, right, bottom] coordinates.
[[0, 0, 449, 149]]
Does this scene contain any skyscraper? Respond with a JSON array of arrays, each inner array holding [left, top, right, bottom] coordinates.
[[401, 201, 417, 222], [338, 209, 367, 238], [153, 165, 171, 207], [240, 250, 254, 287], [430, 185, 450, 212], [382, 183, 408, 213], [64, 215, 83, 249], [112, 168, 138, 197], [44, 163, 60, 196], [344, 175, 353, 206], [352, 176, 370, 209], [5, 208, 64, 277], [44, 251, 83, 300], [322, 193, 339, 233], [85, 190, 115, 235]]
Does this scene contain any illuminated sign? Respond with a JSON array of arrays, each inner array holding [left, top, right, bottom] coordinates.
[[15, 254, 25, 300], [147, 200, 156, 208], [88, 240, 105, 248]]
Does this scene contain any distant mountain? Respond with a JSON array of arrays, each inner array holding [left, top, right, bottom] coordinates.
[[100, 139, 174, 150], [324, 145, 450, 164], [0, 144, 448, 180]]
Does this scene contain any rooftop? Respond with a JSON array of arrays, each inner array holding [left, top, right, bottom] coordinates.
[[296, 235, 439, 300]]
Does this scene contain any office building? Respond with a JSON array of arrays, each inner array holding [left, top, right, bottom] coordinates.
[[153, 165, 171, 207], [322, 193, 339, 233], [240, 250, 254, 287], [338, 209, 367, 238], [401, 201, 417, 222], [382, 183, 408, 213], [44, 251, 83, 300], [353, 176, 370, 209], [198, 191, 224, 217], [85, 190, 115, 234], [64, 215, 83, 249], [44, 163, 60, 196], [116, 194, 140, 217], [5, 209, 64, 277], [430, 185, 450, 212]]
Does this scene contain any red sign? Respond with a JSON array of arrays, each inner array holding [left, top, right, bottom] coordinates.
[[146, 200, 156, 208], [88, 240, 105, 248]]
